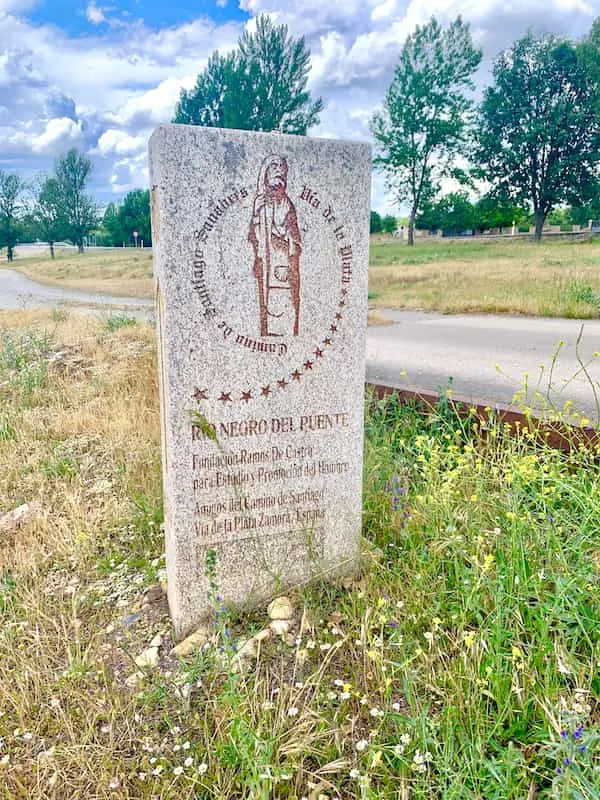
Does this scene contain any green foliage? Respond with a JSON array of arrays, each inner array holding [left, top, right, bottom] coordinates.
[[381, 214, 398, 235], [54, 149, 98, 253], [0, 170, 25, 262], [417, 191, 476, 234], [104, 313, 137, 331], [0, 328, 53, 403], [372, 16, 481, 245], [101, 189, 151, 247], [565, 279, 600, 310], [577, 15, 600, 113], [174, 14, 323, 135], [474, 193, 528, 232], [32, 175, 69, 257], [478, 33, 600, 240], [370, 210, 383, 234]]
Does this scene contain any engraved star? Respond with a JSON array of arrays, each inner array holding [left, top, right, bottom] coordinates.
[[323, 337, 332, 346], [335, 312, 342, 321], [218, 391, 232, 402], [291, 369, 302, 381], [330, 324, 338, 333], [241, 390, 252, 402], [261, 385, 271, 397], [277, 378, 288, 389], [314, 348, 324, 358], [193, 388, 208, 401], [341, 288, 348, 297], [304, 359, 313, 370], [339, 299, 346, 308]]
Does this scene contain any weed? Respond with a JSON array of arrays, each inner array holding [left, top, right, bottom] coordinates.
[[0, 313, 598, 799], [105, 313, 137, 331]]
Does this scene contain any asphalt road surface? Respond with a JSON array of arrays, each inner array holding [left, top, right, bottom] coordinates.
[[367, 310, 600, 422], [0, 268, 154, 321], [1, 269, 598, 422]]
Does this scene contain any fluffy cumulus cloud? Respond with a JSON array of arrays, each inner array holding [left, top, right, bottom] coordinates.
[[0, 0, 596, 210]]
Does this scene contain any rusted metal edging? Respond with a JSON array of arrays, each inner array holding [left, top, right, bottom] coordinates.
[[366, 382, 599, 454]]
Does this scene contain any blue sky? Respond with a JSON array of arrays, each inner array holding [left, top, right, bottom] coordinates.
[[27, 1, 248, 36], [0, 0, 597, 212]]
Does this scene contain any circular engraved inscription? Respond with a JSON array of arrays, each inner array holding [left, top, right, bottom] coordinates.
[[190, 154, 354, 404]]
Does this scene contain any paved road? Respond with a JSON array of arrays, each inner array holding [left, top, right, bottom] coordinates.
[[367, 310, 600, 422], [1, 269, 598, 421], [0, 268, 154, 321]]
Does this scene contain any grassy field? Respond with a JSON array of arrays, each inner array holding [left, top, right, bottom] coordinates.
[[369, 238, 600, 318], [4, 237, 600, 318], [6, 249, 154, 299], [0, 309, 598, 798]]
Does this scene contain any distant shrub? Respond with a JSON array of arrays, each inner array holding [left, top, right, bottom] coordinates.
[[105, 314, 137, 331], [566, 279, 600, 309]]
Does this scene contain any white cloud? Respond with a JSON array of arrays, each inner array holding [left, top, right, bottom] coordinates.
[[0, 0, 597, 210], [32, 116, 83, 154], [86, 3, 106, 25], [96, 128, 146, 157]]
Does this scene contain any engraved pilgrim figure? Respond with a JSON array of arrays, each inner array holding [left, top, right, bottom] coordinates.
[[249, 155, 301, 337]]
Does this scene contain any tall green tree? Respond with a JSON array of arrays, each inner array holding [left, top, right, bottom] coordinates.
[[100, 190, 151, 247], [370, 210, 383, 234], [32, 176, 67, 258], [55, 149, 98, 254], [578, 17, 600, 111], [381, 215, 398, 235], [478, 33, 600, 240], [417, 192, 476, 234], [474, 193, 528, 233], [0, 170, 25, 262], [371, 16, 481, 245], [174, 14, 323, 134], [117, 189, 151, 246]]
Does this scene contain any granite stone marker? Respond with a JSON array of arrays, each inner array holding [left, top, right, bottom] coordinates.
[[149, 124, 371, 637]]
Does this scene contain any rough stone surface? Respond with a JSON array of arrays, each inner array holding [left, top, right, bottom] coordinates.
[[0, 502, 39, 533], [170, 628, 210, 657], [149, 124, 371, 638], [267, 596, 294, 620], [135, 647, 159, 669]]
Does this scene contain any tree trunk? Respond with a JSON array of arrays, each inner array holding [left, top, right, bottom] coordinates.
[[50, 242, 55, 259], [534, 210, 546, 241], [77, 240, 84, 254], [7, 245, 13, 262], [408, 209, 416, 246]]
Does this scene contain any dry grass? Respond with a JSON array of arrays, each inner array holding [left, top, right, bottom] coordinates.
[[6, 238, 600, 319], [0, 311, 598, 799], [5, 250, 154, 299], [369, 237, 600, 317]]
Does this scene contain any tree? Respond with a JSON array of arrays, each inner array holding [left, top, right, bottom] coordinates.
[[101, 202, 122, 246], [117, 189, 151, 246], [417, 192, 476, 234], [32, 176, 67, 258], [478, 33, 600, 241], [100, 190, 151, 247], [370, 210, 383, 234], [174, 14, 323, 134], [381, 215, 398, 235], [0, 170, 25, 262], [474, 193, 528, 233], [578, 17, 600, 112], [372, 16, 481, 245], [55, 149, 98, 254]]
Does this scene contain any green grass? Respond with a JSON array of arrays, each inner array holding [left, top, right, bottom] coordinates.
[[6, 236, 600, 318], [369, 237, 600, 317], [0, 311, 598, 799]]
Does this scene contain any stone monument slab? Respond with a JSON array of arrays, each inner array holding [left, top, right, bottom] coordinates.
[[149, 124, 371, 637]]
